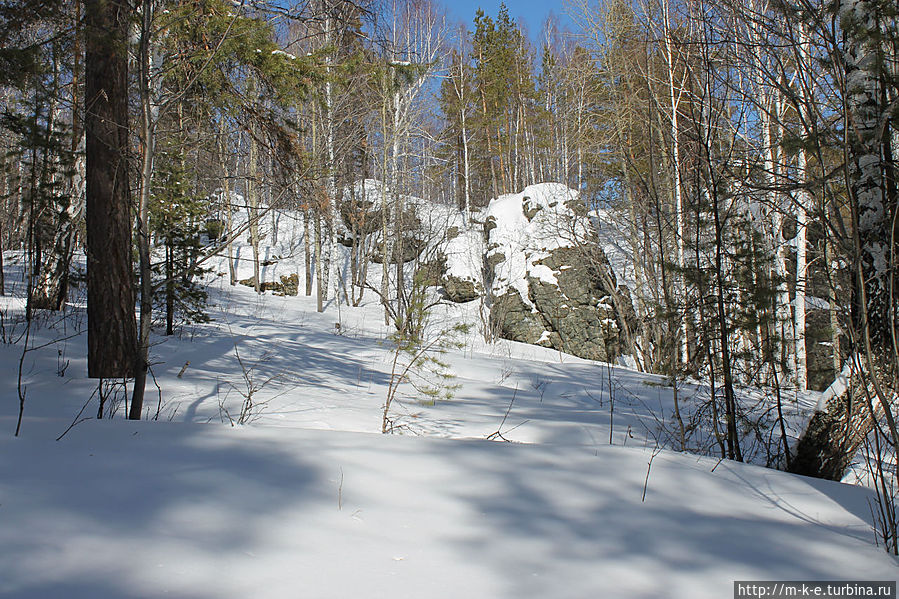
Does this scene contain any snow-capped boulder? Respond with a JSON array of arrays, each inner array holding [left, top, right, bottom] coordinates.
[[339, 179, 463, 266], [484, 183, 633, 362], [336, 179, 386, 248], [441, 227, 484, 303]]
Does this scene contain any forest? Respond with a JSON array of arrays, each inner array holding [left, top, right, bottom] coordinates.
[[1, 0, 898, 567]]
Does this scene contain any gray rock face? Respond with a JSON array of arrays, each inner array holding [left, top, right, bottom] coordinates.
[[490, 288, 551, 346], [280, 273, 299, 296], [531, 252, 620, 361], [490, 245, 627, 362], [479, 184, 633, 363], [339, 181, 386, 238], [370, 236, 425, 264], [236, 273, 299, 296], [336, 180, 424, 264], [443, 275, 483, 303]]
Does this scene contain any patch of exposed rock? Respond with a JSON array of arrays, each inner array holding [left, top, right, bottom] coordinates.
[[438, 183, 635, 363]]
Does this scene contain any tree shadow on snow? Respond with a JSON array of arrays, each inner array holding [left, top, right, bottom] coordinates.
[[0, 420, 327, 599]]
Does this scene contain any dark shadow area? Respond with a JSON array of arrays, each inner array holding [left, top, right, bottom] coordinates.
[[0, 420, 326, 599], [410, 438, 894, 598], [0, 581, 208, 599]]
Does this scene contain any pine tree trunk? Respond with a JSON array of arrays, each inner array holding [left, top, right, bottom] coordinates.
[[85, 0, 137, 379], [165, 242, 174, 336], [0, 222, 4, 296]]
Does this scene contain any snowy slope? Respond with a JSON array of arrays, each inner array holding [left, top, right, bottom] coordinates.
[[0, 187, 895, 596], [0, 418, 893, 599]]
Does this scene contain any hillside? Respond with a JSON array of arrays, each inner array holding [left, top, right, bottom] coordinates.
[[0, 185, 896, 597]]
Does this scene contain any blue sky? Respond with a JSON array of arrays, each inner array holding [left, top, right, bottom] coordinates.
[[444, 1, 577, 40]]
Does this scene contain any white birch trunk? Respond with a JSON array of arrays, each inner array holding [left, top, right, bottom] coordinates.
[[763, 89, 796, 384], [247, 129, 260, 294], [792, 25, 816, 391], [663, 0, 689, 366], [794, 150, 810, 391]]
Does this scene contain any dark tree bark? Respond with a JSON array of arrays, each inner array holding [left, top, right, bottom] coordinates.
[[790, 384, 873, 480], [0, 222, 5, 296], [84, 0, 137, 378]]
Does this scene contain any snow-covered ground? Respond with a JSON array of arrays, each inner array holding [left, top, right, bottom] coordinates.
[[0, 192, 896, 597], [2, 417, 893, 599]]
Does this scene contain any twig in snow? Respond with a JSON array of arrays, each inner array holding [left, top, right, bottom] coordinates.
[[642, 447, 662, 503], [487, 385, 518, 442], [177, 361, 190, 378], [338, 467, 344, 511], [57, 386, 100, 441]]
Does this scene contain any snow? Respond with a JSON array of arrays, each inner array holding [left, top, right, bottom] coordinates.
[[271, 49, 297, 60], [0, 186, 896, 596], [484, 183, 588, 298], [443, 228, 482, 279], [592, 207, 637, 289], [818, 360, 854, 411], [528, 263, 558, 286], [344, 178, 387, 207], [0, 419, 892, 599]]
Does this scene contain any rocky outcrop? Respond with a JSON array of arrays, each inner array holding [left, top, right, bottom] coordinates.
[[337, 180, 385, 242], [790, 371, 874, 480], [453, 183, 635, 363], [238, 273, 300, 296], [488, 244, 630, 362], [336, 179, 427, 265], [525, 247, 625, 362], [370, 236, 425, 264], [490, 287, 551, 346], [332, 180, 635, 363], [443, 275, 483, 303], [279, 273, 299, 296]]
